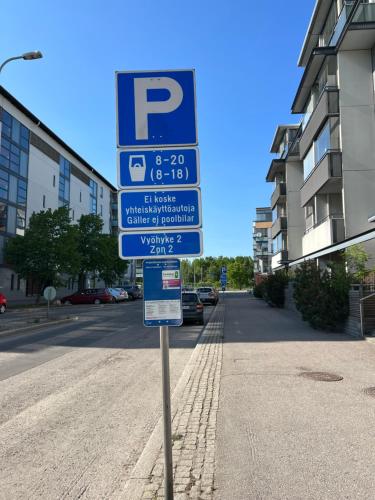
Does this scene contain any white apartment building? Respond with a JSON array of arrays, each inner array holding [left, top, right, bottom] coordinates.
[[266, 0, 375, 270], [0, 86, 134, 299]]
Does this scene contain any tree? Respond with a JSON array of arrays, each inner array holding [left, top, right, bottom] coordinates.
[[5, 207, 79, 300], [345, 244, 372, 282], [76, 214, 104, 290], [97, 235, 128, 286], [227, 257, 254, 289]]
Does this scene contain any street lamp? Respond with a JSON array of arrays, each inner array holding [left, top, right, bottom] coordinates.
[[0, 51, 43, 74]]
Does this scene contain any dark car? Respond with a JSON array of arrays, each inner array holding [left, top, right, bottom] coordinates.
[[0, 293, 7, 314], [182, 292, 204, 325], [122, 285, 142, 300], [61, 288, 115, 305], [196, 287, 219, 305]]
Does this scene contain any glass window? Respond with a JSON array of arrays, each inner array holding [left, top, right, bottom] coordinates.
[[16, 208, 26, 236], [303, 145, 315, 180], [100, 186, 103, 198], [0, 203, 7, 232], [89, 179, 97, 214], [17, 179, 27, 206], [59, 156, 70, 205], [0, 169, 9, 199], [315, 122, 331, 164]]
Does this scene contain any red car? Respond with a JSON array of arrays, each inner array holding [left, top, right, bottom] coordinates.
[[0, 293, 6, 314], [61, 288, 115, 305]]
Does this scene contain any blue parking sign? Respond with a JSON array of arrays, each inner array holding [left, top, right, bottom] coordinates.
[[116, 70, 197, 148]]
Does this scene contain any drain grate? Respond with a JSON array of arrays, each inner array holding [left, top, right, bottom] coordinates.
[[299, 371, 343, 382], [363, 387, 375, 397]]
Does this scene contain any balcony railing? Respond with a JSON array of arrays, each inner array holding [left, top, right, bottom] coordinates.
[[271, 216, 287, 239], [301, 151, 342, 207], [271, 182, 286, 209], [303, 215, 345, 255]]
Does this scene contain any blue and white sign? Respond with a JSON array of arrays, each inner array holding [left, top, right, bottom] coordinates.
[[119, 188, 202, 231], [119, 230, 203, 259], [221, 266, 227, 274], [143, 259, 182, 327], [118, 147, 199, 189], [116, 70, 197, 148]]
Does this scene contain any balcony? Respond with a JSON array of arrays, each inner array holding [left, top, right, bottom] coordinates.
[[300, 88, 339, 158], [271, 250, 288, 270], [271, 182, 286, 209], [301, 151, 342, 207], [303, 216, 345, 255], [271, 216, 287, 239]]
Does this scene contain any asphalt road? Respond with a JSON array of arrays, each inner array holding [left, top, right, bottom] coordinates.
[[215, 294, 375, 500], [0, 300, 211, 499]]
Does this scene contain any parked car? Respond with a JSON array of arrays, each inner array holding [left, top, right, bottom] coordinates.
[[0, 293, 7, 314], [182, 292, 204, 325], [196, 287, 219, 305], [108, 288, 129, 302], [61, 288, 115, 305], [122, 285, 142, 300]]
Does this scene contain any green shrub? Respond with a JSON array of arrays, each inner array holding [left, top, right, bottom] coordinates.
[[293, 260, 350, 331], [263, 271, 289, 307]]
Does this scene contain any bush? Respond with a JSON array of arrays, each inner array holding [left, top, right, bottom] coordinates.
[[293, 260, 350, 331], [263, 271, 289, 307], [253, 282, 265, 298]]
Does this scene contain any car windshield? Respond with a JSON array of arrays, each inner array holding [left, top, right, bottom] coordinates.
[[182, 293, 198, 303], [197, 288, 212, 293]]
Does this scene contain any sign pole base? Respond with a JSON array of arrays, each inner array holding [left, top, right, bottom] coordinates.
[[160, 325, 174, 499]]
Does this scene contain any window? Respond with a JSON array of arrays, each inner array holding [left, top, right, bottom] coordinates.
[[16, 208, 26, 235], [273, 233, 287, 254], [303, 145, 315, 180], [89, 179, 97, 214], [53, 175, 56, 187], [59, 156, 70, 206], [100, 186, 103, 198], [17, 179, 27, 206], [72, 209, 75, 221], [100, 204, 103, 216], [0, 169, 9, 199], [315, 122, 331, 164], [0, 111, 29, 176], [43, 195, 46, 208], [11, 274, 14, 291], [80, 191, 82, 202], [0, 203, 8, 232]]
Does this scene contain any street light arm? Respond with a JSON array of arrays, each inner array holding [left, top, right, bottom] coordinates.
[[0, 56, 23, 74]]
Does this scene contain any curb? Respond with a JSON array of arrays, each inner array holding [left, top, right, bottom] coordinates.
[[120, 304, 222, 500], [0, 317, 78, 339]]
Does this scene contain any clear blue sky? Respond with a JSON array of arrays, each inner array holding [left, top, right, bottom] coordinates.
[[1, 0, 316, 257]]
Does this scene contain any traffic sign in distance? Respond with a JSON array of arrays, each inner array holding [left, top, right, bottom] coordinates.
[[118, 147, 199, 189], [118, 188, 202, 231], [143, 259, 182, 327], [116, 70, 197, 148], [119, 230, 203, 259]]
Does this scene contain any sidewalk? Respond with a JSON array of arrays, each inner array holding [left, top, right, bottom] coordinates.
[[214, 294, 375, 500], [122, 304, 224, 500]]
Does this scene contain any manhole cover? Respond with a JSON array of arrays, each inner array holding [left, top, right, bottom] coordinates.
[[363, 387, 375, 397], [299, 371, 343, 382]]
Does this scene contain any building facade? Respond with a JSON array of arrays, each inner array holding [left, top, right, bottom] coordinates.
[[252, 207, 273, 276], [265, 0, 375, 271], [0, 86, 134, 299], [266, 125, 305, 271]]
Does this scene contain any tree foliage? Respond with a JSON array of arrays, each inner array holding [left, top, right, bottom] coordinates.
[[5, 207, 79, 293], [345, 244, 372, 282], [263, 271, 289, 307], [293, 260, 350, 330], [181, 256, 254, 289]]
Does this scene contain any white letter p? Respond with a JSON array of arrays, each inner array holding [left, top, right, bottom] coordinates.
[[134, 77, 183, 141]]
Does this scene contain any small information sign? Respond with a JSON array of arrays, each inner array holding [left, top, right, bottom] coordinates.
[[143, 259, 182, 327]]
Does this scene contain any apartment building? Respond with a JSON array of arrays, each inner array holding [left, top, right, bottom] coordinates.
[[266, 125, 305, 270], [252, 207, 273, 276], [0, 85, 134, 299], [264, 0, 375, 271]]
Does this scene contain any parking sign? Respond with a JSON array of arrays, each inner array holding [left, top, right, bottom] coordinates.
[[116, 70, 197, 148]]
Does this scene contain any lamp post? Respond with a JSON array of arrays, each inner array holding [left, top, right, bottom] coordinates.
[[0, 51, 43, 74]]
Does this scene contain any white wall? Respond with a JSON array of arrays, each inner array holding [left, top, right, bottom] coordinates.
[[338, 49, 375, 237]]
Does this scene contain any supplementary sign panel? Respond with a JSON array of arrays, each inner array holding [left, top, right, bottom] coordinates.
[[118, 188, 202, 231], [118, 147, 199, 189], [143, 259, 182, 327], [116, 70, 197, 148], [118, 229, 203, 259]]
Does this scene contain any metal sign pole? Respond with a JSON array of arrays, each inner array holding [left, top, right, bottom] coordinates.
[[160, 325, 174, 499]]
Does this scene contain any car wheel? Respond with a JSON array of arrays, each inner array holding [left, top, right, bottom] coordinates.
[[0, 304, 6, 314], [94, 299, 101, 305]]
